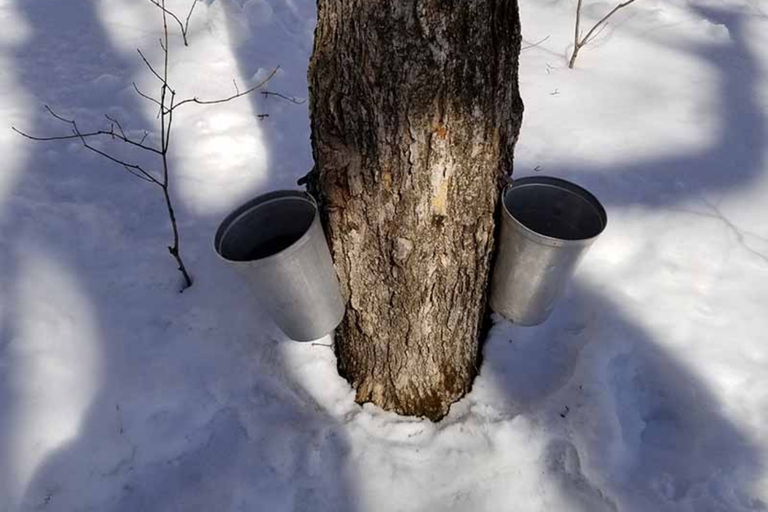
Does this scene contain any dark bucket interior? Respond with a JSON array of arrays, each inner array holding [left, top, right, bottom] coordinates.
[[504, 178, 607, 241], [216, 195, 316, 262]]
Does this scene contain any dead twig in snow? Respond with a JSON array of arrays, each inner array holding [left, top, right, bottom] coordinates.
[[569, 0, 639, 69]]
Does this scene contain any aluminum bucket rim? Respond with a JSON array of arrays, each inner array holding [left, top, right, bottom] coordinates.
[[213, 189, 320, 267], [501, 176, 607, 248]]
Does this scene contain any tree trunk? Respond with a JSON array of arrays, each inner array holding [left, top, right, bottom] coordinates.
[[308, 0, 524, 421]]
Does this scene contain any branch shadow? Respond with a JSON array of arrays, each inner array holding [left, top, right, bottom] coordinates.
[[1, 1, 357, 510], [216, 0, 318, 190]]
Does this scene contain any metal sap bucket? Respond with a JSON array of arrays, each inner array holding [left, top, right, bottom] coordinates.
[[214, 190, 345, 341], [489, 176, 607, 326]]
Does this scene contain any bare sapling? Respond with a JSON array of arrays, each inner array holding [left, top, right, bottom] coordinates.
[[569, 0, 639, 69], [13, 0, 276, 291]]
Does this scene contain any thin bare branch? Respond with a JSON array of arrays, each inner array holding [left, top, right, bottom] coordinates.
[[132, 82, 165, 111], [58, 108, 158, 183], [261, 90, 307, 105], [521, 35, 551, 52], [574, 0, 582, 54], [14, 124, 163, 155], [584, 22, 609, 45], [163, 185, 193, 289], [165, 90, 177, 154], [105, 114, 127, 139], [580, 0, 638, 46], [73, 123, 160, 184], [76, 132, 160, 185], [114, 129, 162, 153], [147, 0, 184, 35], [569, 0, 639, 68], [146, 0, 196, 46], [103, 114, 163, 154], [13, 125, 71, 142], [44, 104, 74, 124], [137, 49, 164, 83], [183, 1, 197, 42], [120, 164, 155, 182], [173, 67, 279, 110], [162, 3, 170, 99], [13, 106, 163, 155]]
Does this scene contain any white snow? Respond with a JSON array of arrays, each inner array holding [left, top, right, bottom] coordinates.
[[1, 0, 768, 510]]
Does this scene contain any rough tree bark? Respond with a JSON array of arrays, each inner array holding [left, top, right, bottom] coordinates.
[[308, 0, 524, 421]]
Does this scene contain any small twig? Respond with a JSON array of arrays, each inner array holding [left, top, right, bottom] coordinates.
[[117, 163, 159, 183], [521, 35, 550, 51], [173, 67, 279, 110], [261, 90, 307, 105], [147, 0, 197, 46], [569, 0, 639, 69], [74, 133, 160, 185], [573, 0, 583, 63], [11, 110, 162, 186], [105, 114, 127, 139], [137, 49, 164, 83], [132, 82, 165, 111], [44, 104, 74, 125], [183, 1, 197, 40], [582, 0, 638, 44], [311, 342, 334, 348], [13, 107, 162, 155], [165, 90, 177, 153], [584, 22, 609, 46], [14, 117, 160, 185]]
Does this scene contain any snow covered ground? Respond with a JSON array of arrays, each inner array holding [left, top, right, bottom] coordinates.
[[1, 0, 767, 510]]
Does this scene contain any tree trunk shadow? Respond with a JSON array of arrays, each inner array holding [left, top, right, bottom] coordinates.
[[218, 0, 317, 190], [484, 280, 765, 511], [485, 5, 767, 510]]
